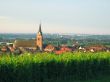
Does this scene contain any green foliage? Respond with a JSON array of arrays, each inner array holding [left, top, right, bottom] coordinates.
[[0, 52, 110, 82]]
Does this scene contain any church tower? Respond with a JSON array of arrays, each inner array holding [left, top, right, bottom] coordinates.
[[36, 23, 43, 51]]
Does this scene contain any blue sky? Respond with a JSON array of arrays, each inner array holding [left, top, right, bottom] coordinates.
[[0, 0, 110, 34]]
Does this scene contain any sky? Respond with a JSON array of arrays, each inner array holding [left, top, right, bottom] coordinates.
[[0, 0, 110, 34]]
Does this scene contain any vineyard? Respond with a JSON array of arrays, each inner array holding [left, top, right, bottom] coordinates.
[[0, 52, 110, 82]]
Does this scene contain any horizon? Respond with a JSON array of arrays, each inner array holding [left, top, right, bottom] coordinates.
[[0, 0, 110, 34], [0, 32, 110, 35]]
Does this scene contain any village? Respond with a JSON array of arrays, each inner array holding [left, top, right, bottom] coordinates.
[[0, 24, 110, 55]]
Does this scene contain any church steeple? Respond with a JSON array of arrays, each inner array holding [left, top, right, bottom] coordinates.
[[36, 23, 43, 51], [38, 23, 42, 35]]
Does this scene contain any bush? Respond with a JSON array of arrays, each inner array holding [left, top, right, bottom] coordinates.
[[0, 52, 110, 82]]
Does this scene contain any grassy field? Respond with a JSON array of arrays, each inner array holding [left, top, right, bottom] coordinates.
[[0, 52, 110, 82]]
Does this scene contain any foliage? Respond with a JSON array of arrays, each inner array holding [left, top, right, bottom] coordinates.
[[0, 52, 110, 82]]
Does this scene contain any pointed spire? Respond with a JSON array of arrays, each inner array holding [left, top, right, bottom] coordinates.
[[38, 23, 42, 35], [39, 23, 41, 32]]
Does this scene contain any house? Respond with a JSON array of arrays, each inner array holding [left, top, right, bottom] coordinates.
[[55, 50, 64, 55], [60, 46, 72, 52], [55, 45, 72, 55], [85, 45, 106, 52], [106, 47, 110, 52], [1, 46, 8, 52], [8, 46, 15, 52], [78, 46, 86, 52], [1, 46, 11, 53], [44, 44, 55, 52]]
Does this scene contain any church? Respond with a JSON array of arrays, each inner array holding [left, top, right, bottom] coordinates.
[[13, 24, 43, 51]]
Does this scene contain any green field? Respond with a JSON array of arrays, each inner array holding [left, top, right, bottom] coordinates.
[[0, 52, 110, 82]]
